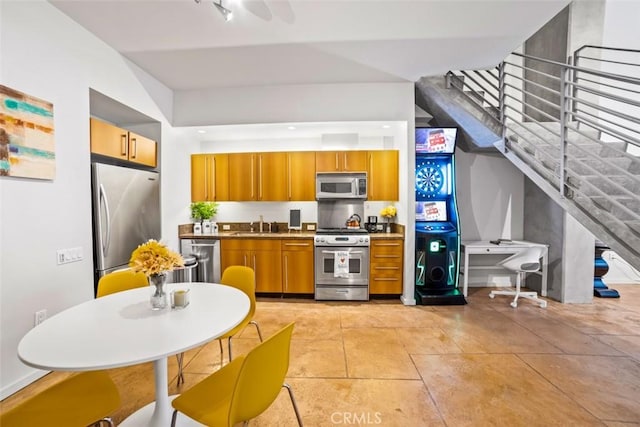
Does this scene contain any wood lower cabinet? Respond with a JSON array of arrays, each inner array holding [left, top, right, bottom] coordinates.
[[191, 154, 229, 201], [220, 239, 282, 293], [370, 239, 404, 294], [316, 150, 367, 172], [281, 239, 314, 293], [368, 150, 399, 201], [90, 118, 157, 167]]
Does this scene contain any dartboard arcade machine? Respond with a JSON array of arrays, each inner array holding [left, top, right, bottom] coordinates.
[[414, 128, 466, 305]]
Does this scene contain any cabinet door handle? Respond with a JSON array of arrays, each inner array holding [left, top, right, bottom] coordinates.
[[287, 154, 292, 200], [369, 153, 373, 192], [258, 155, 263, 200], [243, 254, 247, 266], [375, 266, 400, 271], [250, 156, 255, 199], [284, 243, 310, 247], [344, 152, 348, 170], [120, 134, 127, 156], [130, 137, 137, 159], [376, 243, 400, 247], [253, 254, 257, 273], [284, 255, 288, 291], [335, 152, 339, 171], [375, 254, 400, 259], [211, 156, 216, 200], [204, 157, 209, 199]]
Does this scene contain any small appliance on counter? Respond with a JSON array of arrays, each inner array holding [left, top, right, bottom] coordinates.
[[365, 216, 377, 233]]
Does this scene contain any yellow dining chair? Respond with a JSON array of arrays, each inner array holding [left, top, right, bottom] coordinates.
[[218, 265, 263, 362], [0, 370, 120, 427], [171, 322, 303, 427], [96, 269, 148, 297], [97, 269, 189, 385]]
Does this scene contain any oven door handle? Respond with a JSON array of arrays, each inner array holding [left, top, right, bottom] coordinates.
[[321, 250, 364, 255]]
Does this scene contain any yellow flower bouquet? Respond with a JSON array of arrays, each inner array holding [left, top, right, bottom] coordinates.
[[380, 205, 397, 219], [129, 239, 184, 277], [379, 205, 397, 233]]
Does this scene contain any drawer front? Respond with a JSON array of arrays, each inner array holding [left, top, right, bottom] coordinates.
[[280, 239, 313, 252], [371, 241, 403, 257], [222, 239, 280, 251], [370, 263, 402, 279], [315, 286, 368, 301], [370, 277, 402, 294]]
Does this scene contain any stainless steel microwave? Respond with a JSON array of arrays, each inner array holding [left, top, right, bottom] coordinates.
[[316, 172, 367, 200]]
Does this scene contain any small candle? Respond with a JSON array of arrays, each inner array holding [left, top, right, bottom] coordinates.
[[172, 289, 189, 308]]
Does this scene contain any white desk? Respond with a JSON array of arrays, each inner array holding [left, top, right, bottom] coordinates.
[[461, 241, 549, 298], [18, 282, 250, 427]]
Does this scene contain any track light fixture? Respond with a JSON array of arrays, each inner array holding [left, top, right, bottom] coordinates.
[[195, 0, 233, 22]]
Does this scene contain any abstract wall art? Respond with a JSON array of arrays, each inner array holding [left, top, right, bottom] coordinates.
[[0, 85, 55, 180]]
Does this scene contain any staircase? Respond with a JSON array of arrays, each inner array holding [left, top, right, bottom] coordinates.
[[416, 46, 640, 270]]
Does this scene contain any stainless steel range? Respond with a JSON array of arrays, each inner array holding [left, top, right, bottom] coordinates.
[[314, 229, 370, 301], [314, 194, 370, 301]]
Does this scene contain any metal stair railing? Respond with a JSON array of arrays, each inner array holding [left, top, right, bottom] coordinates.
[[445, 45, 640, 268]]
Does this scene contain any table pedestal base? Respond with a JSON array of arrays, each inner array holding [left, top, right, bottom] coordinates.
[[119, 394, 205, 427]]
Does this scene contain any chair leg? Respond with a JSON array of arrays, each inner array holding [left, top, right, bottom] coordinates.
[[171, 409, 179, 427], [218, 339, 225, 366], [176, 352, 185, 386], [283, 383, 304, 427], [250, 320, 263, 342], [510, 272, 523, 308], [228, 336, 234, 361]]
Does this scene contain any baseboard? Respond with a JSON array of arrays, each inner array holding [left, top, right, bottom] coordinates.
[[0, 369, 49, 400]]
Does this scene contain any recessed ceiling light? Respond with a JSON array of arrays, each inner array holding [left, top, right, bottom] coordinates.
[[197, 130, 206, 134], [382, 125, 391, 129], [287, 126, 296, 130]]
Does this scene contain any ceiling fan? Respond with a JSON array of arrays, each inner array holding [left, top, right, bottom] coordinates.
[[195, 0, 295, 23]]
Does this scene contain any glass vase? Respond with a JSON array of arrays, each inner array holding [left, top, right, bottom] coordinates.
[[386, 218, 391, 233], [149, 273, 168, 310]]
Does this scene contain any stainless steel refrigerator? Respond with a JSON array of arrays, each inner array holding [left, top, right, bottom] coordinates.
[[91, 163, 160, 287]]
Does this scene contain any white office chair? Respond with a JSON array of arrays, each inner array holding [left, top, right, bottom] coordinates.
[[489, 246, 547, 308]]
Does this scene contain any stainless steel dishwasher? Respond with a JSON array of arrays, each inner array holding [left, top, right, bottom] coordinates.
[[180, 239, 221, 283]]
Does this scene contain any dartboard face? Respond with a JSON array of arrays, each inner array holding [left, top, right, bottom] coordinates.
[[416, 161, 444, 197]]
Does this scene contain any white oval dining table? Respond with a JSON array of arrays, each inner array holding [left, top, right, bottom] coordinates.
[[18, 282, 250, 427]]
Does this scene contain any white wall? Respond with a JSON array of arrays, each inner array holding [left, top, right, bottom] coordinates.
[[0, 1, 178, 398]]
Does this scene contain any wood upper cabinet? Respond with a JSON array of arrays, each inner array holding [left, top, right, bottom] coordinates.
[[367, 150, 399, 201], [316, 150, 367, 172], [369, 239, 404, 294], [228, 153, 287, 201], [191, 154, 229, 202], [281, 239, 314, 293], [286, 152, 316, 201], [220, 239, 282, 293], [90, 118, 157, 167]]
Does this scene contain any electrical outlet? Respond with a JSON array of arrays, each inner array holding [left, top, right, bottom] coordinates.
[[222, 224, 231, 230], [57, 247, 84, 265], [34, 309, 47, 326], [307, 224, 315, 231]]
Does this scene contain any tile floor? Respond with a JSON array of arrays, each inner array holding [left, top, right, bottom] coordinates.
[[2, 285, 639, 426]]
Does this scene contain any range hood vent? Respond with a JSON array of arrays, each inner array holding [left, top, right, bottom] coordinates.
[[321, 133, 359, 149]]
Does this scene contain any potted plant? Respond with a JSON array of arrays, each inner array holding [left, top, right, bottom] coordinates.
[[190, 201, 218, 234]]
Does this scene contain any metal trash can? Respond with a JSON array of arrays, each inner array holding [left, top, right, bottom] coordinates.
[[170, 255, 198, 283]]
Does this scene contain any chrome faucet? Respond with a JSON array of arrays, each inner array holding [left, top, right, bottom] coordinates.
[[259, 215, 264, 233]]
